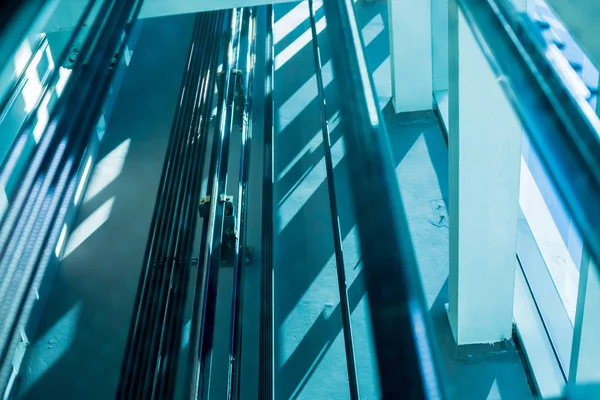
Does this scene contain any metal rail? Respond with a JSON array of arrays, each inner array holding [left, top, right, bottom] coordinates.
[[117, 12, 224, 399], [226, 7, 258, 400], [307, 0, 359, 398], [0, 0, 55, 102], [186, 9, 243, 399], [0, 36, 49, 125], [321, 0, 445, 398], [259, 4, 275, 400], [0, 0, 143, 391]]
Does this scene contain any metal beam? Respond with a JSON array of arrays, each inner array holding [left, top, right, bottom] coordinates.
[[322, 0, 444, 398], [259, 5, 275, 400], [307, 0, 359, 397], [43, 0, 296, 32]]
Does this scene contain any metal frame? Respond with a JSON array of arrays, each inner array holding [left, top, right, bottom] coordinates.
[[307, 0, 359, 398], [0, 35, 49, 125], [117, 12, 223, 399], [226, 7, 258, 400], [186, 9, 243, 399], [259, 4, 275, 400], [322, 0, 445, 398]]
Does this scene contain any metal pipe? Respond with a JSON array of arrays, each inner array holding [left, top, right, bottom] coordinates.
[[157, 12, 226, 399], [118, 13, 220, 399], [321, 0, 445, 398], [259, 4, 275, 400], [117, 13, 203, 392], [227, 7, 258, 400], [186, 9, 243, 399], [307, 1, 359, 398], [136, 15, 211, 397], [455, 0, 600, 274], [139, 14, 217, 399], [162, 12, 226, 398]]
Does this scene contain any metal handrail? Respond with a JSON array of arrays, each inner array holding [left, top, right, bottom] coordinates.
[[322, 0, 445, 398]]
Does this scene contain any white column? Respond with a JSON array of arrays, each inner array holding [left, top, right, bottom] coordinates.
[[570, 250, 600, 384], [387, 0, 432, 113], [447, 0, 523, 345], [569, 82, 600, 385], [431, 0, 448, 93]]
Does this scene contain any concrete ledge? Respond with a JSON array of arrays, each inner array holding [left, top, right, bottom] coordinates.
[[44, 0, 297, 32]]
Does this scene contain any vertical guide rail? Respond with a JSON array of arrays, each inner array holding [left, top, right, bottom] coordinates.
[[259, 4, 275, 400], [307, 1, 359, 398], [321, 0, 445, 398], [226, 7, 258, 400], [117, 14, 214, 399], [187, 9, 243, 399]]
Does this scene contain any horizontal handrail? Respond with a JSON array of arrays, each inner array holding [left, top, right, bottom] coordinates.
[[322, 0, 446, 398]]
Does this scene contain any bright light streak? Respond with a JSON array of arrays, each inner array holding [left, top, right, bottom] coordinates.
[[55, 224, 67, 258], [32, 95, 50, 142], [74, 156, 93, 206], [277, 115, 343, 232], [345, 0, 379, 126], [55, 67, 72, 97], [84, 139, 131, 202], [13, 40, 32, 74], [275, 16, 327, 70], [274, 0, 323, 45], [64, 197, 115, 258]]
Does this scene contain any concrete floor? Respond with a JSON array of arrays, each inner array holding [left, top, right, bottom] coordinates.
[[14, 1, 534, 399]]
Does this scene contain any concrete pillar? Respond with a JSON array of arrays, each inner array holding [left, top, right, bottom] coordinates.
[[431, 0, 448, 93], [447, 0, 523, 345], [570, 250, 600, 384], [569, 79, 600, 385], [387, 0, 432, 113]]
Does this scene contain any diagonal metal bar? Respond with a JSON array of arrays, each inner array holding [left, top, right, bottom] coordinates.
[[321, 0, 445, 398], [307, 0, 359, 398]]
